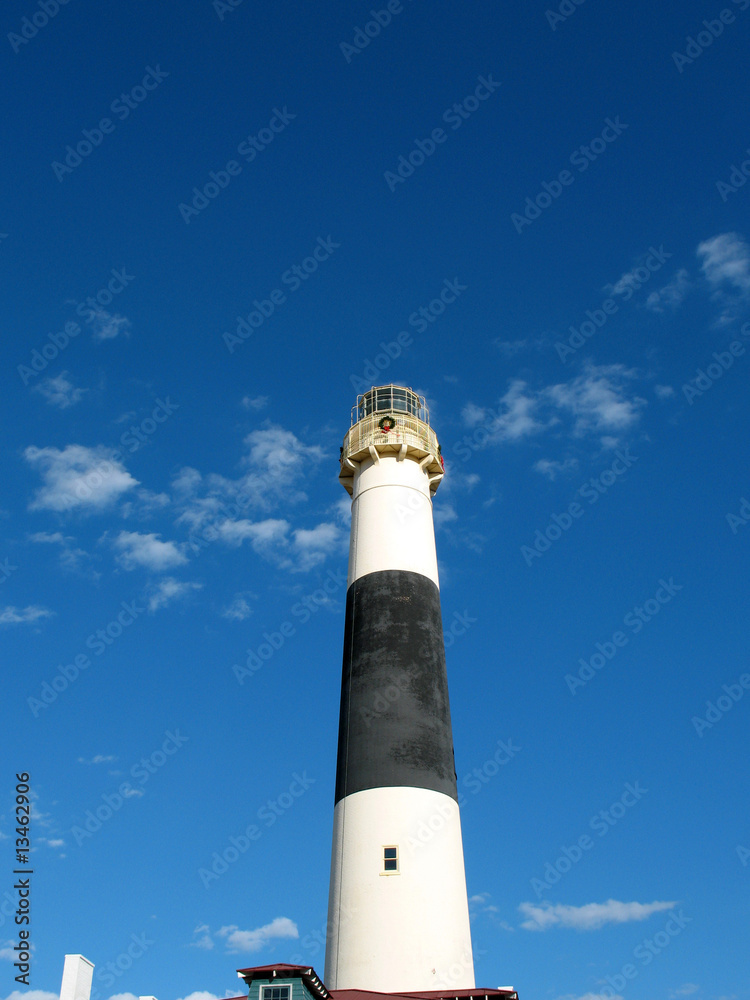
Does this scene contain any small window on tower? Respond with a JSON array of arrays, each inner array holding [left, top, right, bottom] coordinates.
[[383, 845, 399, 873], [261, 988, 290, 1000]]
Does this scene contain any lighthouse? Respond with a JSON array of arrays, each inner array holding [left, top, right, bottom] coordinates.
[[324, 385, 475, 993]]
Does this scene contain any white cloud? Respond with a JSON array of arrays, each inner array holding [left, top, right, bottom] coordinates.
[[654, 384, 675, 399], [43, 838, 65, 848], [0, 941, 18, 961], [189, 924, 215, 950], [534, 457, 579, 480], [0, 606, 53, 626], [462, 366, 645, 453], [461, 402, 488, 427], [433, 504, 458, 527], [222, 594, 255, 621], [112, 531, 188, 572], [519, 899, 678, 931], [77, 755, 117, 764], [241, 395, 269, 410], [147, 577, 203, 613], [174, 993, 240, 1000], [291, 522, 344, 570], [213, 518, 289, 550], [173, 426, 326, 529], [89, 308, 131, 341], [1, 992, 58, 1000], [670, 986, 700, 998], [29, 531, 96, 576], [698, 232, 750, 296], [646, 269, 690, 312], [217, 916, 298, 953], [33, 372, 86, 409], [554, 994, 623, 1000], [25, 444, 138, 513], [545, 364, 646, 437]]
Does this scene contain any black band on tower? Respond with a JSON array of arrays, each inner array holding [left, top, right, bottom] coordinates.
[[334, 568, 458, 804]]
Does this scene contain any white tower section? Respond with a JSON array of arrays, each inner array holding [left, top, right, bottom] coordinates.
[[325, 386, 475, 993], [60, 955, 94, 1000]]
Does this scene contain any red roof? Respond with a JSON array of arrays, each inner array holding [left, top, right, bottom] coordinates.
[[332, 990, 517, 1000], [235, 966, 516, 1000], [238, 966, 315, 975]]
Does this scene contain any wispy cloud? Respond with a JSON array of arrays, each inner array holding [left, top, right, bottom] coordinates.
[[29, 531, 97, 577], [519, 899, 678, 931], [646, 269, 690, 312], [217, 917, 298, 953], [654, 384, 675, 399], [111, 531, 188, 572], [221, 593, 255, 621], [669, 986, 700, 998], [533, 457, 579, 480], [241, 395, 269, 411], [77, 755, 117, 764], [0, 605, 53, 626], [698, 232, 750, 296], [462, 365, 645, 453], [554, 994, 623, 1000], [697, 232, 750, 323], [189, 924, 214, 950], [33, 372, 87, 409], [89, 308, 131, 341], [25, 444, 138, 513], [147, 577, 203, 613], [545, 364, 646, 437]]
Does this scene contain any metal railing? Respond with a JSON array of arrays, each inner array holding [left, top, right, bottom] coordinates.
[[342, 411, 440, 461]]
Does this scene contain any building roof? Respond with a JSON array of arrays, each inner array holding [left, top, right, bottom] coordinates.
[[237, 964, 330, 1000], [236, 966, 516, 1000], [333, 989, 518, 1000]]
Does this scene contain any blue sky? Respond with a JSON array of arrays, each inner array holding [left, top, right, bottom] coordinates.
[[2, 2, 749, 1000]]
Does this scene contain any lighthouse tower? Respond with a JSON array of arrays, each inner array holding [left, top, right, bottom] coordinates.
[[325, 385, 475, 993]]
